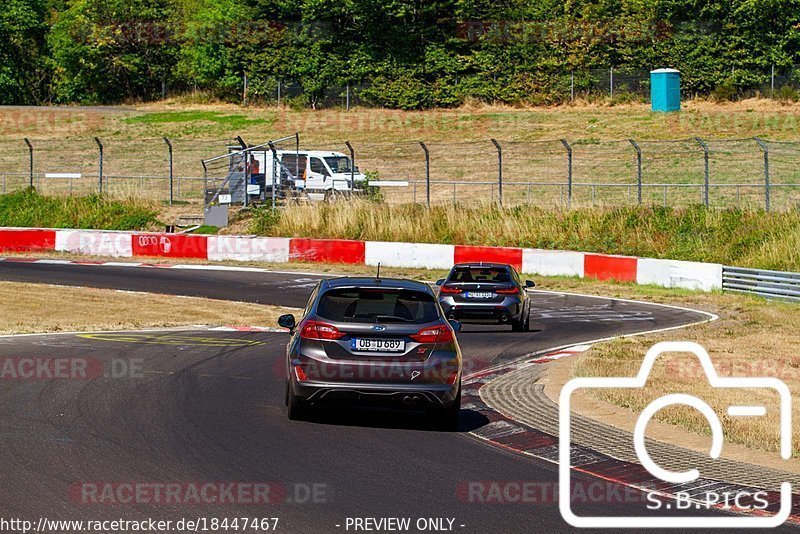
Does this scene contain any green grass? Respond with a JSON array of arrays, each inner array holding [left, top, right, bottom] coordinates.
[[0, 189, 159, 230], [123, 111, 269, 128], [250, 201, 800, 271], [189, 225, 219, 234]]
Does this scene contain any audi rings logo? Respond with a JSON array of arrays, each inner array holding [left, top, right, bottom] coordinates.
[[138, 235, 172, 254]]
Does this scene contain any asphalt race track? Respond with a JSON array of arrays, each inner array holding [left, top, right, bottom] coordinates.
[[0, 260, 788, 533]]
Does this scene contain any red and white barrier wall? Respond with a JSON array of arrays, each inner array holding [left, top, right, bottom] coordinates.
[[1, 227, 723, 292]]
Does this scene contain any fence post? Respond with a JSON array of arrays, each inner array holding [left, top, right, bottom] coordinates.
[[345, 141, 355, 190], [419, 142, 430, 208], [491, 138, 503, 207], [610, 67, 614, 100], [243, 73, 248, 107], [560, 139, 573, 208], [200, 159, 208, 207], [628, 138, 642, 204], [754, 137, 770, 211], [346, 84, 351, 111], [163, 137, 173, 205], [695, 137, 709, 207], [570, 71, 574, 102], [277, 80, 282, 107], [94, 137, 103, 194], [23, 138, 33, 188], [771, 65, 775, 93]]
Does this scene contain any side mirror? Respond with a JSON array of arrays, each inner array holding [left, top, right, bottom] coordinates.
[[448, 319, 462, 333], [436, 279, 446, 286], [278, 314, 296, 330], [525, 280, 536, 288]]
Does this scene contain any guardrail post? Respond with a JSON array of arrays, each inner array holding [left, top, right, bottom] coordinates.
[[345, 141, 355, 190], [419, 141, 430, 208], [629, 138, 642, 204], [164, 137, 173, 205], [695, 137, 709, 207], [23, 138, 33, 188], [94, 137, 103, 194], [491, 138, 503, 207], [754, 137, 770, 211], [560, 139, 573, 208]]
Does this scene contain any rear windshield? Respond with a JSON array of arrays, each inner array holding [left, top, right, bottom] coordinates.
[[448, 267, 512, 283], [317, 288, 439, 324]]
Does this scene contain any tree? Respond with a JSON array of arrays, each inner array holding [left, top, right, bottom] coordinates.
[[0, 0, 48, 104], [48, 0, 178, 103]]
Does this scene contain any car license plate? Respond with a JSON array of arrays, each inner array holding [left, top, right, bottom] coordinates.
[[466, 291, 494, 299], [351, 338, 405, 352]]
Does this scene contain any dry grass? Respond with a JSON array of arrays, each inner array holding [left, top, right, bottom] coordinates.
[[0, 281, 299, 334], [4, 101, 800, 208], [573, 293, 800, 456], [7, 99, 800, 142], [250, 200, 800, 270]]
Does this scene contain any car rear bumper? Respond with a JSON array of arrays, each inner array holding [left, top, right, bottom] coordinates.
[[293, 380, 459, 407], [438, 298, 522, 323]]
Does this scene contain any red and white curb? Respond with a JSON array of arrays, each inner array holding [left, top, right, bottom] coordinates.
[[0, 227, 724, 291]]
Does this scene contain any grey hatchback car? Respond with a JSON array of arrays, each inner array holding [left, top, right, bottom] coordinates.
[[436, 263, 534, 331], [278, 277, 463, 430]]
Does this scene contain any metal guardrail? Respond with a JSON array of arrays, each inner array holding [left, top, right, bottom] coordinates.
[[722, 266, 800, 301]]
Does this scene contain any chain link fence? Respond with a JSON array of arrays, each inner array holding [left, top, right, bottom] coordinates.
[[1, 136, 799, 210], [216, 65, 800, 108]]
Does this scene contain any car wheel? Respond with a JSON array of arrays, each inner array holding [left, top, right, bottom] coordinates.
[[286, 380, 307, 421], [523, 307, 531, 332], [431, 385, 461, 431], [511, 316, 524, 332]]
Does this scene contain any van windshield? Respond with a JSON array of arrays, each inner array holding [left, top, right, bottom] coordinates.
[[317, 288, 439, 324], [324, 156, 353, 174]]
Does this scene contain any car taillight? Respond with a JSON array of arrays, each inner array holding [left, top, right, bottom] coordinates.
[[299, 320, 345, 340], [410, 325, 455, 344], [446, 370, 459, 385], [294, 365, 308, 381], [495, 287, 519, 295], [439, 285, 462, 294]]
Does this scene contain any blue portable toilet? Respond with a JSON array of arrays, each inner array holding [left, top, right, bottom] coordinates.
[[650, 68, 680, 112]]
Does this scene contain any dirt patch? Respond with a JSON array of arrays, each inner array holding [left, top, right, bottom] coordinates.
[[0, 281, 299, 334]]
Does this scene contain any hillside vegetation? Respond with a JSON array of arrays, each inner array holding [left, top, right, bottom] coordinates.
[[251, 201, 800, 271], [5, 0, 800, 107]]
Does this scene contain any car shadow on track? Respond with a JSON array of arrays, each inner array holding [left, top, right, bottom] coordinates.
[[298, 406, 490, 433]]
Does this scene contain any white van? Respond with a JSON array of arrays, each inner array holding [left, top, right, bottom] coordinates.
[[254, 150, 367, 193]]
